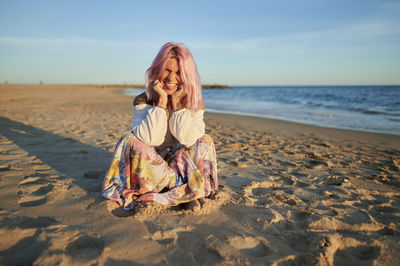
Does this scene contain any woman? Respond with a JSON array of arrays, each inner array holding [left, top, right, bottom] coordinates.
[[102, 42, 218, 211]]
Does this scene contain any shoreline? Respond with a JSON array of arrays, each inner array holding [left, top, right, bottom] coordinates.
[[205, 112, 400, 148], [122, 87, 400, 138], [205, 109, 400, 138]]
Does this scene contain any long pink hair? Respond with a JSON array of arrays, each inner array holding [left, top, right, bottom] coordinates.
[[145, 42, 203, 112]]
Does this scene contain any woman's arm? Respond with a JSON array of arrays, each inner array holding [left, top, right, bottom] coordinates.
[[169, 100, 206, 147], [131, 93, 167, 146]]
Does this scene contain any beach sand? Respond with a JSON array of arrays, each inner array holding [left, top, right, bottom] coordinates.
[[0, 84, 399, 265]]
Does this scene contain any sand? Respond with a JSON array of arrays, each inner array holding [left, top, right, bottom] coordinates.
[[0, 84, 399, 265]]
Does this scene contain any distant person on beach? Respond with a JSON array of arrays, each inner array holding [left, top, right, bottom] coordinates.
[[102, 42, 218, 211]]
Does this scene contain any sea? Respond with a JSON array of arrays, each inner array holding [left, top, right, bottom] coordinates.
[[124, 86, 400, 136]]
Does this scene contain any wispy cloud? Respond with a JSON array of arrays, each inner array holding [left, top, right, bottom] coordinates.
[[383, 1, 400, 12], [1, 16, 399, 56], [0, 37, 133, 46], [189, 18, 400, 53]]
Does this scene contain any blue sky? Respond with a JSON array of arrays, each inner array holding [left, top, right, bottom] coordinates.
[[0, 0, 399, 85]]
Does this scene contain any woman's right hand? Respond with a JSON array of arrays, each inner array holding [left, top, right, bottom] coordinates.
[[152, 80, 168, 109]]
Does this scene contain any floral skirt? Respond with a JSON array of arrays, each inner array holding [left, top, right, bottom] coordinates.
[[101, 131, 218, 210]]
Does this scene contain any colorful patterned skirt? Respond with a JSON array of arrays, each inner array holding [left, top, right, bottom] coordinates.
[[101, 131, 218, 210]]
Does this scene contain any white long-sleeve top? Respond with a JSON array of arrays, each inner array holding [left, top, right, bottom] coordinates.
[[131, 104, 205, 148]]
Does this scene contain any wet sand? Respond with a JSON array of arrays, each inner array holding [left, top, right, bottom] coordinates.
[[0, 84, 399, 265]]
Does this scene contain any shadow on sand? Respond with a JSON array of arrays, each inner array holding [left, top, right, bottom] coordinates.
[[0, 116, 113, 193]]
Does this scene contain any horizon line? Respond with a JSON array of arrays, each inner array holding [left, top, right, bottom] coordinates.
[[1, 82, 399, 87]]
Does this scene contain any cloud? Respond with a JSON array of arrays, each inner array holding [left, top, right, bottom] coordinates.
[[383, 1, 400, 12], [340, 19, 400, 38], [0, 37, 165, 53], [0, 37, 163, 57], [187, 17, 400, 54], [0, 37, 133, 47], [1, 15, 399, 56]]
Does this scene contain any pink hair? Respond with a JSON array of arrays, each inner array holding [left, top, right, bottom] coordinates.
[[145, 42, 203, 112]]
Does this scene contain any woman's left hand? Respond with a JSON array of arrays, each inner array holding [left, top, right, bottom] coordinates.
[[171, 85, 187, 111]]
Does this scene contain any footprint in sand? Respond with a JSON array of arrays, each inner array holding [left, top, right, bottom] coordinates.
[[369, 204, 400, 225], [31, 184, 54, 196], [18, 216, 58, 229], [150, 226, 193, 246], [277, 160, 297, 169], [175, 231, 222, 264], [325, 176, 350, 186], [292, 210, 312, 229], [18, 176, 54, 207], [83, 170, 104, 179], [306, 159, 329, 169], [378, 226, 400, 236], [333, 245, 381, 265], [243, 181, 299, 206], [243, 181, 280, 206], [65, 234, 104, 261], [227, 235, 270, 257], [82, 170, 105, 193], [281, 175, 296, 186], [18, 195, 48, 207], [0, 230, 50, 265]]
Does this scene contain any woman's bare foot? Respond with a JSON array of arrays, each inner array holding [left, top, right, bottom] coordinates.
[[198, 198, 206, 207], [207, 191, 216, 200], [183, 199, 201, 211]]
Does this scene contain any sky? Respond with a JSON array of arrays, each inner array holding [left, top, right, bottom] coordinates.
[[0, 0, 399, 85]]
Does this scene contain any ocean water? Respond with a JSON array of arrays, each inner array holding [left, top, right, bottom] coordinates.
[[124, 86, 400, 135]]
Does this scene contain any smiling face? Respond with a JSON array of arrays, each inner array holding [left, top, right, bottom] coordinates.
[[160, 57, 181, 95]]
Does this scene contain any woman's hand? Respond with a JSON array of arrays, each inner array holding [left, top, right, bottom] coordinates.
[[152, 80, 168, 109], [171, 85, 186, 103], [171, 85, 187, 111]]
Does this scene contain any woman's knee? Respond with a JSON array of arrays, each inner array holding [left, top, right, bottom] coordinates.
[[118, 131, 156, 156], [196, 134, 215, 147], [191, 134, 216, 158]]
